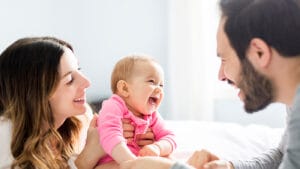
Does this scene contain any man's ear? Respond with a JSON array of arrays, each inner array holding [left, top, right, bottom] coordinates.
[[247, 38, 272, 68], [116, 80, 129, 97]]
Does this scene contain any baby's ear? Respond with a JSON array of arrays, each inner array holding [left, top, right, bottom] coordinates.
[[116, 80, 129, 97]]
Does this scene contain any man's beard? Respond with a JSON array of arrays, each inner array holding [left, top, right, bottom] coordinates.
[[238, 58, 274, 113]]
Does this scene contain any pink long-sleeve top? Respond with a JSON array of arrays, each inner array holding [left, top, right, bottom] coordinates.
[[97, 94, 176, 164]]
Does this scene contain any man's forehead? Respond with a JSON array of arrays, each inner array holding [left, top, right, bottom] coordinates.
[[216, 18, 227, 57]]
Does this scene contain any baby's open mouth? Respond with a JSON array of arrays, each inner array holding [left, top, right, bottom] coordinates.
[[149, 97, 158, 105]]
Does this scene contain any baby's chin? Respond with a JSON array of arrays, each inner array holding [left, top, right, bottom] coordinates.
[[142, 110, 156, 116]]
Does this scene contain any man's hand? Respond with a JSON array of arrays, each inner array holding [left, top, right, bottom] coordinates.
[[203, 160, 234, 169], [187, 149, 219, 169]]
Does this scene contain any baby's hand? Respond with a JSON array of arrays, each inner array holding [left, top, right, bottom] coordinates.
[[138, 144, 160, 157]]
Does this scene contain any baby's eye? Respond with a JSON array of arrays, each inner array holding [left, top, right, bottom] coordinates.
[[159, 84, 164, 88], [148, 79, 155, 84]]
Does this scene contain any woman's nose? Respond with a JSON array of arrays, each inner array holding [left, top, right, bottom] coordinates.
[[80, 74, 91, 89], [218, 65, 226, 81]]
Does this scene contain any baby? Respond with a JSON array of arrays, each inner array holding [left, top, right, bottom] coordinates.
[[96, 55, 176, 168]]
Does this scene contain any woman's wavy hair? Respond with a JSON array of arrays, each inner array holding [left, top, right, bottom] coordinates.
[[0, 37, 82, 169]]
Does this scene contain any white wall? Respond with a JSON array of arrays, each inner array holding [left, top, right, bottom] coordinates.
[[0, 0, 170, 115], [167, 0, 219, 120], [0, 0, 286, 128], [166, 0, 285, 128]]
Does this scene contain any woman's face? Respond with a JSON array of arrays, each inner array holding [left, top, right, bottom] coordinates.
[[49, 47, 90, 128]]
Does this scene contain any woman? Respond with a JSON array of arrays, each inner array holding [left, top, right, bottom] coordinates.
[[0, 37, 103, 169]]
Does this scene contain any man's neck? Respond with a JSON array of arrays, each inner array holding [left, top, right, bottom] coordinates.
[[274, 57, 300, 106]]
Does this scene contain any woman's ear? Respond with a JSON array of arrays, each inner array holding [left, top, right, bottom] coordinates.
[[247, 38, 272, 68], [116, 80, 129, 97]]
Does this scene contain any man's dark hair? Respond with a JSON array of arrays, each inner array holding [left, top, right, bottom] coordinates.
[[220, 0, 300, 59]]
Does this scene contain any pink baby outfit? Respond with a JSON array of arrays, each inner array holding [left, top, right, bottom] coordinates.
[[97, 94, 176, 164]]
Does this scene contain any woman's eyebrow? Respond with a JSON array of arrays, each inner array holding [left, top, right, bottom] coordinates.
[[61, 71, 72, 78]]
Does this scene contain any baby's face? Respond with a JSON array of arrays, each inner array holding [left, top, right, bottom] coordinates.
[[125, 60, 164, 117]]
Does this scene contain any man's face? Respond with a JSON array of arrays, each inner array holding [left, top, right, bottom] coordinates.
[[216, 17, 274, 113]]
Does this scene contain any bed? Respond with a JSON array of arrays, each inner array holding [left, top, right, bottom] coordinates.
[[165, 120, 283, 161], [88, 102, 284, 162]]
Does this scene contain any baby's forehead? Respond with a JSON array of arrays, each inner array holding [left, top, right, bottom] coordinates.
[[132, 61, 164, 78], [133, 60, 161, 71]]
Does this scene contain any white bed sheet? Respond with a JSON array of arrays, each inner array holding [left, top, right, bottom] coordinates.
[[165, 120, 283, 161]]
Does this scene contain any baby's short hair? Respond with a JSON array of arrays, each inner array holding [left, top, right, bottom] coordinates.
[[110, 54, 155, 93]]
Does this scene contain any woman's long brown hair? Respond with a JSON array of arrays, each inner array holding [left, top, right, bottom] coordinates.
[[0, 37, 82, 169]]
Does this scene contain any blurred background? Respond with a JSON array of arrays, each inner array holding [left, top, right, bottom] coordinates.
[[0, 0, 285, 127]]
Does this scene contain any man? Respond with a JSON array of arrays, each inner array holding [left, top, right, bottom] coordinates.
[[203, 0, 300, 168], [120, 0, 300, 168]]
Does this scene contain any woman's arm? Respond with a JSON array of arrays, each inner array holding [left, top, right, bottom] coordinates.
[[120, 157, 175, 169], [120, 156, 195, 169], [122, 118, 154, 146], [75, 115, 105, 169]]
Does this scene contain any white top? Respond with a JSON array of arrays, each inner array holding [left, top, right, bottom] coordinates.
[[0, 117, 14, 169]]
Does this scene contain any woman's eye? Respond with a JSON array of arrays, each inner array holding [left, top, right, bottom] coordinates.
[[67, 76, 74, 85]]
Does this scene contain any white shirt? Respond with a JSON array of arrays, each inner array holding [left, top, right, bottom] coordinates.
[[0, 117, 14, 169]]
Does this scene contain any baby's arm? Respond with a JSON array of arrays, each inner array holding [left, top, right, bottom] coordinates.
[[138, 112, 177, 157], [98, 96, 138, 164], [138, 140, 173, 157], [111, 142, 137, 163]]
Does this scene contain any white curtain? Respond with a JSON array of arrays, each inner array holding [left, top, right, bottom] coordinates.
[[167, 0, 219, 120]]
